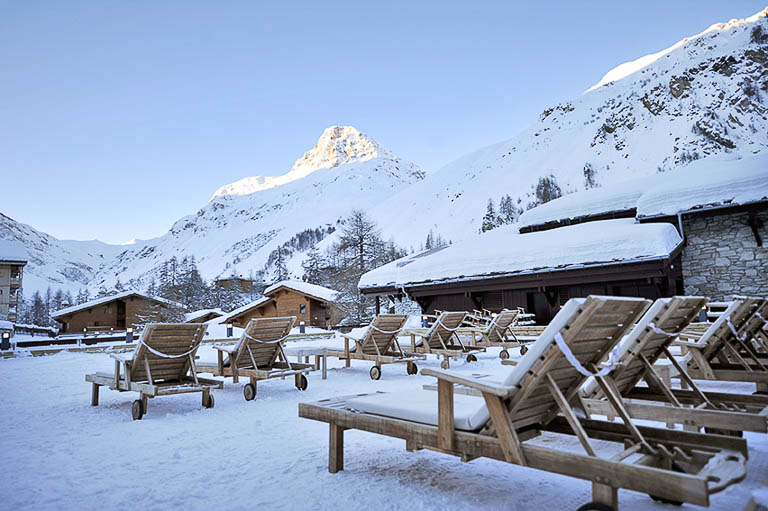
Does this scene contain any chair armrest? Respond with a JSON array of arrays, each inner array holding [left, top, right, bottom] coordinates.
[[109, 353, 132, 362], [404, 328, 428, 337], [421, 368, 514, 397], [214, 345, 237, 353]]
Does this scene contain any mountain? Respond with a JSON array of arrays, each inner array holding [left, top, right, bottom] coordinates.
[[363, 8, 768, 248], [0, 212, 130, 295], [83, 126, 424, 290]]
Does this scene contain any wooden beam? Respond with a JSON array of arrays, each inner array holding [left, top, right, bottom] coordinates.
[[438, 380, 454, 451], [329, 424, 344, 473]]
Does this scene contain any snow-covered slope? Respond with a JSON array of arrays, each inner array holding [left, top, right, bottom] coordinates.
[[366, 8, 768, 247], [85, 126, 424, 290], [0, 213, 130, 294]]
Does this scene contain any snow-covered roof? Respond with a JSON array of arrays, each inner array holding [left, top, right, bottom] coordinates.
[[0, 320, 12, 330], [214, 296, 273, 324], [264, 280, 339, 302], [0, 240, 28, 264], [52, 291, 183, 319], [637, 154, 768, 218], [518, 154, 768, 228], [184, 308, 224, 322], [359, 219, 683, 290]]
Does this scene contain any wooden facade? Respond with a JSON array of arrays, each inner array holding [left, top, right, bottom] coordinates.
[[362, 252, 684, 324], [226, 285, 346, 329], [53, 293, 179, 334]]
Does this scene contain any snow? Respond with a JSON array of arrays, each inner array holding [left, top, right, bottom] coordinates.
[[210, 296, 272, 325], [51, 291, 184, 319], [587, 8, 768, 91], [0, 239, 28, 262], [516, 153, 768, 228], [184, 308, 224, 322], [0, 319, 12, 330], [637, 153, 768, 218], [2, 344, 767, 510], [359, 219, 682, 290], [516, 176, 654, 229], [264, 280, 339, 302]]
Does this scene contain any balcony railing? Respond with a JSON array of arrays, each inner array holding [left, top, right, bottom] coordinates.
[[9, 277, 21, 287]]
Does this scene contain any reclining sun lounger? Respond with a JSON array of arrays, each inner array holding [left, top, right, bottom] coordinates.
[[327, 314, 424, 380], [86, 323, 221, 420], [406, 311, 484, 368], [468, 308, 526, 359], [676, 297, 768, 392], [581, 296, 768, 435], [195, 316, 315, 401], [300, 296, 747, 511]]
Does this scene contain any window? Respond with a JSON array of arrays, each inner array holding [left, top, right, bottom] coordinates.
[[105, 307, 109, 314], [300, 304, 306, 314]]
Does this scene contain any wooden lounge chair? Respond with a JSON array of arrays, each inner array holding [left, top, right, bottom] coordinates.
[[406, 311, 484, 368], [676, 297, 768, 392], [468, 308, 524, 359], [195, 316, 315, 401], [300, 296, 748, 511], [580, 296, 768, 435], [327, 314, 424, 380], [86, 323, 221, 420]]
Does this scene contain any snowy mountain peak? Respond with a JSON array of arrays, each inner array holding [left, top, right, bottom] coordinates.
[[290, 126, 393, 177], [588, 7, 768, 92], [212, 126, 394, 198]]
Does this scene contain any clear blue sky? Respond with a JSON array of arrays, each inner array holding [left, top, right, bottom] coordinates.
[[2, 1, 765, 244]]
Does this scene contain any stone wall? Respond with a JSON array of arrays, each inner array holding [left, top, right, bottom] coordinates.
[[682, 210, 768, 299]]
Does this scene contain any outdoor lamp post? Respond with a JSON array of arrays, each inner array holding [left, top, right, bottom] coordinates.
[[227, 323, 233, 337], [126, 327, 133, 344], [299, 321, 306, 334], [422, 314, 428, 328], [1, 332, 10, 351]]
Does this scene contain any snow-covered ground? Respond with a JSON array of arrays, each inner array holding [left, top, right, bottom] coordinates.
[[1, 343, 766, 511]]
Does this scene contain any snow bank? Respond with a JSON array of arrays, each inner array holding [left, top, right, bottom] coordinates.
[[637, 153, 768, 218], [359, 219, 682, 289], [518, 153, 768, 228]]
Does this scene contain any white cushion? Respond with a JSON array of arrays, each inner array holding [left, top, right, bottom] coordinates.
[[347, 390, 489, 431]]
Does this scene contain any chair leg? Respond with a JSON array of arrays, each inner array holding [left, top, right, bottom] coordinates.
[[592, 482, 618, 509], [141, 394, 148, 414], [91, 383, 100, 406], [329, 423, 344, 473]]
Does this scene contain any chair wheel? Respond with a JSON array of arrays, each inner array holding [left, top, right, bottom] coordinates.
[[131, 399, 144, 420], [576, 503, 615, 511], [440, 359, 449, 370], [243, 383, 256, 401], [203, 393, 215, 409], [466, 354, 477, 363], [499, 349, 510, 360], [370, 366, 382, 380], [407, 362, 418, 375], [520, 345, 528, 355], [296, 374, 309, 391]]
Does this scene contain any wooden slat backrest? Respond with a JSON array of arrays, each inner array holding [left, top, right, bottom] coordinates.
[[701, 297, 762, 360], [425, 311, 467, 348], [233, 316, 296, 369], [736, 299, 768, 343], [590, 296, 706, 398], [130, 323, 205, 383], [485, 309, 520, 344], [360, 314, 409, 355], [503, 297, 650, 430]]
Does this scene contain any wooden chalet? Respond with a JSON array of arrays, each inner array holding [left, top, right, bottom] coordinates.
[[218, 280, 346, 329], [52, 291, 183, 334], [359, 219, 684, 324]]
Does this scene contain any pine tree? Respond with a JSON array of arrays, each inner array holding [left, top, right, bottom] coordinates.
[[302, 246, 324, 284], [52, 289, 65, 317], [114, 278, 125, 292], [30, 291, 46, 326], [274, 247, 289, 281], [481, 199, 499, 232], [499, 194, 520, 225]]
